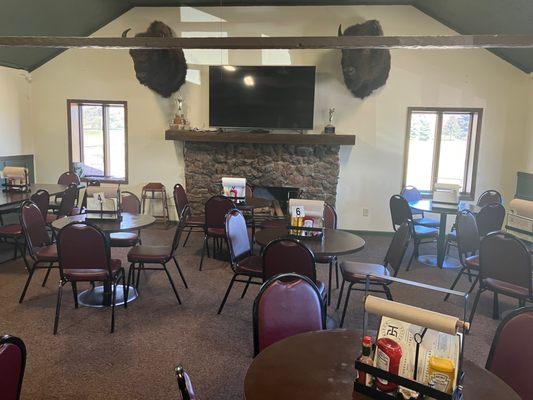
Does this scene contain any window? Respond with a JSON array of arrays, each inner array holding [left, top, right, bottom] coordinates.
[[67, 100, 128, 183], [403, 107, 482, 199]]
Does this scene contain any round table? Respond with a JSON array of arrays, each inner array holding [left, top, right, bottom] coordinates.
[[255, 228, 365, 258], [51, 212, 156, 307], [409, 200, 479, 269], [244, 330, 520, 400]]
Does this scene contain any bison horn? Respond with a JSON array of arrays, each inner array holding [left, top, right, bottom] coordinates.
[[122, 28, 131, 38], [338, 24, 343, 36]]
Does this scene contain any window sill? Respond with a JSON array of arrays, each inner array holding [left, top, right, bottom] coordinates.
[[81, 177, 128, 185], [420, 192, 474, 201]]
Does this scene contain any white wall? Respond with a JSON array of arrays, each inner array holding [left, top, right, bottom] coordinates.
[[28, 5, 531, 230], [525, 77, 533, 173], [0, 66, 32, 156]]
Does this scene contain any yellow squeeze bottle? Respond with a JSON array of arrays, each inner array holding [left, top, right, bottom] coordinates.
[[427, 356, 455, 394]]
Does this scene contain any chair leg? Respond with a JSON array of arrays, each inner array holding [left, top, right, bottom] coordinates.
[[493, 292, 500, 320], [199, 235, 208, 271], [136, 263, 142, 290], [444, 267, 465, 302], [336, 279, 346, 310], [110, 281, 117, 333], [240, 277, 252, 299], [122, 270, 127, 309], [406, 240, 417, 271], [162, 263, 181, 305], [172, 257, 188, 289], [218, 274, 237, 315], [340, 282, 354, 328], [383, 285, 393, 301], [41, 263, 53, 287], [53, 281, 64, 335], [327, 260, 333, 306], [467, 275, 479, 294], [182, 228, 192, 247], [468, 288, 483, 328], [335, 259, 339, 289], [72, 282, 79, 309], [19, 264, 36, 303]]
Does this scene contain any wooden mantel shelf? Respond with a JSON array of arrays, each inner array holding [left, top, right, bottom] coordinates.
[[165, 129, 356, 146]]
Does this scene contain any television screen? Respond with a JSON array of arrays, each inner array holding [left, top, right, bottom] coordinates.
[[209, 66, 316, 130]]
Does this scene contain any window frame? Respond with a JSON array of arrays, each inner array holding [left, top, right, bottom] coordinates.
[[67, 99, 129, 184], [402, 107, 483, 201]]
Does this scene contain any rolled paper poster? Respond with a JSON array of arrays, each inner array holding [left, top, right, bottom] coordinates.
[[2, 166, 27, 179]]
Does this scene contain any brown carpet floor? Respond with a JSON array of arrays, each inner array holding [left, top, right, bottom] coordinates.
[[0, 225, 520, 400]]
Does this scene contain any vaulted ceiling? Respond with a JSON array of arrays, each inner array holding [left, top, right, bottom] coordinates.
[[1, 0, 533, 72]]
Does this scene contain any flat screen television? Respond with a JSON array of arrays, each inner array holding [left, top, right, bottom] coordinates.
[[209, 65, 316, 130]]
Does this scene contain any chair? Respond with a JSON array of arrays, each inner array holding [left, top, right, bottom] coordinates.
[[262, 238, 326, 301], [173, 183, 204, 248], [109, 191, 142, 248], [217, 209, 263, 314], [46, 183, 79, 223], [253, 273, 326, 356], [18, 201, 59, 302], [336, 222, 411, 327], [0, 335, 26, 400], [401, 186, 439, 228], [199, 195, 235, 271], [175, 364, 198, 400], [476, 203, 506, 237], [30, 189, 50, 221], [126, 209, 188, 305], [50, 171, 80, 210], [468, 232, 532, 326], [477, 190, 503, 207], [141, 182, 170, 223], [485, 306, 533, 399], [444, 211, 480, 301], [315, 203, 339, 305], [0, 215, 25, 267], [390, 195, 438, 270], [56, 222, 125, 334]]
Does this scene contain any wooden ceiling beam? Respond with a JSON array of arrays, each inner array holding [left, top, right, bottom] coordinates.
[[2, 35, 533, 49]]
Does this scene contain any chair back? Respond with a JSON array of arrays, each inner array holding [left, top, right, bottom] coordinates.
[[204, 195, 234, 230], [389, 195, 413, 231], [226, 209, 251, 263], [57, 222, 112, 277], [57, 171, 80, 186], [477, 189, 503, 207], [57, 183, 79, 218], [476, 203, 505, 237], [455, 210, 480, 263], [175, 365, 197, 400], [173, 184, 189, 219], [0, 335, 26, 400], [170, 207, 189, 256], [479, 232, 532, 297], [20, 201, 51, 258], [121, 191, 141, 214], [262, 238, 316, 282], [245, 183, 254, 203], [384, 222, 411, 276], [486, 306, 533, 399], [253, 273, 325, 356], [30, 189, 50, 220], [401, 186, 422, 203], [323, 203, 337, 229]]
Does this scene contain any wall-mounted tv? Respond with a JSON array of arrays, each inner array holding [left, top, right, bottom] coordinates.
[[209, 65, 316, 130]]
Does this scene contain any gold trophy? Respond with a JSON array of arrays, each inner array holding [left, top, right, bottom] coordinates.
[[324, 107, 336, 134]]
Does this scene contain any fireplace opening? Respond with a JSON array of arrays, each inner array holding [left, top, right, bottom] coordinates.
[[251, 185, 300, 216]]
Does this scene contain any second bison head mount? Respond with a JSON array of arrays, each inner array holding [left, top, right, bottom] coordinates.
[[339, 20, 391, 99]]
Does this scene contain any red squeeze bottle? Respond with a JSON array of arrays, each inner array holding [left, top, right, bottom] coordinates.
[[357, 336, 373, 386], [375, 338, 402, 393]]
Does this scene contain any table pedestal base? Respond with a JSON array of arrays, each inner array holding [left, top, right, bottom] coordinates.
[[78, 285, 138, 308], [418, 255, 461, 269]]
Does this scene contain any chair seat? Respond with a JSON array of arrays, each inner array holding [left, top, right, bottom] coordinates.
[[236, 255, 263, 277], [186, 215, 204, 227], [109, 232, 139, 247], [340, 261, 391, 283], [316, 255, 335, 264], [0, 224, 22, 237], [35, 244, 58, 262], [465, 255, 479, 269], [260, 219, 287, 229], [64, 259, 122, 281], [414, 225, 439, 238], [127, 245, 171, 263], [207, 227, 226, 237], [484, 278, 531, 299], [414, 217, 440, 228]]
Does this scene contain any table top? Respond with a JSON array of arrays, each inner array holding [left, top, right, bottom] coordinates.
[[51, 212, 156, 232], [244, 330, 520, 400], [255, 228, 365, 257], [409, 199, 480, 215], [0, 183, 71, 208]]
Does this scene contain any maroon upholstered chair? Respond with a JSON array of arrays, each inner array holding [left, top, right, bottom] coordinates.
[[253, 273, 326, 356], [477, 189, 503, 207], [486, 306, 533, 399], [46, 183, 79, 223], [173, 184, 204, 248], [315, 202, 339, 305], [175, 365, 198, 400], [468, 232, 532, 326], [0, 335, 26, 400], [19, 201, 59, 303], [0, 218, 25, 266], [56, 222, 125, 334], [337, 222, 411, 327], [50, 171, 80, 210], [126, 209, 188, 305], [217, 209, 263, 314], [109, 191, 142, 248], [262, 238, 326, 301], [401, 186, 439, 228], [199, 195, 235, 270], [30, 189, 50, 221], [444, 210, 480, 301], [476, 203, 506, 237], [390, 194, 438, 270]]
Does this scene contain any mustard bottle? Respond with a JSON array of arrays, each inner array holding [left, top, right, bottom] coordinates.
[[427, 356, 455, 394]]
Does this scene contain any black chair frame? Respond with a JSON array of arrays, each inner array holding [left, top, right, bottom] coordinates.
[[175, 364, 192, 400], [0, 334, 27, 400]]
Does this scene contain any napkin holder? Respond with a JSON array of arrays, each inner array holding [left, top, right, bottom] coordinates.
[[85, 187, 122, 221], [222, 177, 246, 204], [287, 199, 324, 240], [433, 183, 461, 206], [1, 166, 30, 193]]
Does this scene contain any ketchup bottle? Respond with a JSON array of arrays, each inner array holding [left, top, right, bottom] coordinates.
[[375, 338, 402, 393], [357, 336, 373, 386]]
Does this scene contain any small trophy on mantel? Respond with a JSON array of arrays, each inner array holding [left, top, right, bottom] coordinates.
[[172, 96, 189, 130], [324, 107, 336, 134]]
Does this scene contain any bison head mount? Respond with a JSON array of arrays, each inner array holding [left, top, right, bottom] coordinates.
[[123, 21, 187, 98], [338, 20, 391, 99]]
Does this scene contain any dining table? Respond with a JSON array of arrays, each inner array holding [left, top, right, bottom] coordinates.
[[244, 329, 520, 400], [0, 183, 74, 209], [51, 212, 156, 307]]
